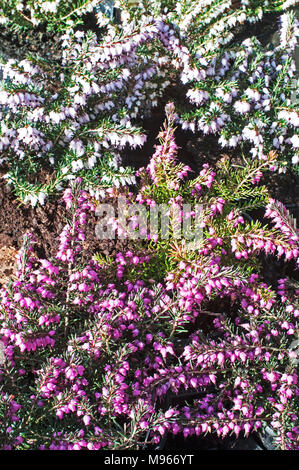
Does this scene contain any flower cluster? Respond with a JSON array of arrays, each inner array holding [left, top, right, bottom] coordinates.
[[115, 1, 299, 169], [0, 16, 175, 202], [0, 0, 298, 453], [0, 109, 298, 450]]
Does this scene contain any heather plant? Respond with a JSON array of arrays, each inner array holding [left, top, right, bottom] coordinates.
[[0, 109, 298, 450], [107, 103, 298, 274], [0, 2, 298, 207], [0, 17, 174, 204]]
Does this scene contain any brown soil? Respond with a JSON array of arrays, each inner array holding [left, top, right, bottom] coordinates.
[[0, 100, 297, 287]]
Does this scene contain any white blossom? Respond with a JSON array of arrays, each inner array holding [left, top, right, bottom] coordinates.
[[234, 100, 251, 114]]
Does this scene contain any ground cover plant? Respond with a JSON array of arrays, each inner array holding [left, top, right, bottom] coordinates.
[[0, 1, 298, 205], [0, 0, 298, 452]]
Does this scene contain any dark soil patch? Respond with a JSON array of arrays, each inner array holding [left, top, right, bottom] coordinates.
[[0, 27, 63, 64]]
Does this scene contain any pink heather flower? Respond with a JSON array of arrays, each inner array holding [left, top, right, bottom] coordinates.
[[165, 409, 176, 419]]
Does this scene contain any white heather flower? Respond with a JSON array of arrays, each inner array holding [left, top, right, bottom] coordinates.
[[250, 147, 258, 158], [278, 110, 290, 121], [228, 16, 237, 28], [239, 12, 246, 23], [273, 138, 281, 149], [71, 159, 84, 172], [65, 107, 76, 119], [24, 194, 38, 207], [228, 136, 239, 147], [215, 88, 224, 99], [292, 154, 299, 164], [49, 111, 62, 124], [234, 100, 251, 114], [218, 135, 228, 147], [222, 92, 232, 104], [0, 91, 8, 104], [242, 125, 257, 141], [187, 89, 209, 105], [231, 88, 238, 98], [16, 2, 24, 11], [189, 122, 196, 132], [210, 121, 217, 133], [290, 112, 299, 127], [290, 135, 299, 148], [133, 134, 146, 146], [278, 166, 287, 174], [86, 155, 97, 169], [209, 102, 221, 112], [74, 31, 85, 39]]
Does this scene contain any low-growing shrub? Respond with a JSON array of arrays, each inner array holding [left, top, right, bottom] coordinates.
[[117, 1, 299, 169], [0, 109, 297, 450]]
